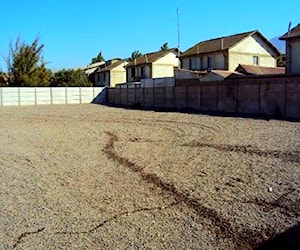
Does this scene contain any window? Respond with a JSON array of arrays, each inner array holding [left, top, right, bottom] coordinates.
[[200, 57, 203, 70], [207, 56, 212, 69], [141, 66, 145, 77], [131, 68, 135, 77], [190, 58, 199, 70], [253, 56, 259, 66]]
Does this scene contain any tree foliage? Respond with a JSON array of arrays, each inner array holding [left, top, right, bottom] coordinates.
[[129, 50, 142, 61], [91, 51, 104, 64], [5, 37, 50, 86], [160, 42, 169, 51], [277, 54, 286, 67], [51, 69, 92, 87]]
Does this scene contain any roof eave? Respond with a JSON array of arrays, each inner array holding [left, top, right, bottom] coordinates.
[[180, 49, 228, 58]]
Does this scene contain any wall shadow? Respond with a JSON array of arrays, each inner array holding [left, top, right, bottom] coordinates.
[[100, 103, 300, 122], [256, 222, 300, 250], [91, 88, 108, 104]]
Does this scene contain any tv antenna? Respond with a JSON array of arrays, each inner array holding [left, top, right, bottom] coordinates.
[[176, 0, 181, 57]]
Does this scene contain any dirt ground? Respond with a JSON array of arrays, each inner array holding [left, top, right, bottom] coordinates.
[[0, 104, 299, 249]]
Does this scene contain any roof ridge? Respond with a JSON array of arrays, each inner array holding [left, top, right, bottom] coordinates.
[[143, 48, 177, 56], [194, 30, 256, 46]]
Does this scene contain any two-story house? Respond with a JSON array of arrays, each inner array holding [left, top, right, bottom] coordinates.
[[280, 23, 300, 74], [94, 59, 128, 87], [126, 49, 180, 82], [180, 30, 280, 71], [84, 61, 105, 84]]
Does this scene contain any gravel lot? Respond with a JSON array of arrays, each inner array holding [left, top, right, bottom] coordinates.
[[0, 104, 299, 249]]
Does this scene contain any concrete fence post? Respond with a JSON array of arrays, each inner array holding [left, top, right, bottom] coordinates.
[[0, 88, 3, 107], [200, 83, 202, 111], [173, 86, 175, 108], [216, 82, 219, 112], [127, 84, 129, 106], [79, 87, 82, 104], [235, 82, 239, 113], [35, 87, 37, 105], [284, 80, 288, 117], [164, 85, 166, 108], [50, 87, 53, 104], [18, 88, 21, 106], [185, 86, 188, 108], [65, 87, 68, 104], [142, 86, 145, 108], [258, 81, 261, 114], [153, 81, 155, 107]]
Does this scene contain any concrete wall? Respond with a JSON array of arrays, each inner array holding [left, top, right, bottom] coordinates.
[[141, 77, 174, 88], [0, 87, 105, 106], [106, 76, 300, 119]]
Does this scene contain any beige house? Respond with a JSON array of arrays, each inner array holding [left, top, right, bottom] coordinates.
[[126, 49, 180, 82], [180, 30, 280, 71], [280, 23, 300, 74], [94, 59, 128, 87]]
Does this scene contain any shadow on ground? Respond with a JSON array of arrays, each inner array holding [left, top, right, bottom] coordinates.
[[256, 222, 300, 250], [93, 99, 300, 122]]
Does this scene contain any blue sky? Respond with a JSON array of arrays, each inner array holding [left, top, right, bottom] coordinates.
[[0, 0, 299, 71]]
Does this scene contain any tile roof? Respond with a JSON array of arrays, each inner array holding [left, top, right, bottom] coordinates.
[[181, 31, 255, 57], [98, 60, 127, 72], [280, 23, 300, 39], [181, 30, 280, 57], [126, 48, 178, 67], [235, 64, 285, 75], [199, 70, 244, 82], [210, 70, 244, 78]]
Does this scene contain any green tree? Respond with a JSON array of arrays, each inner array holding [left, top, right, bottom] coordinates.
[[91, 51, 104, 64], [277, 54, 286, 67], [160, 42, 169, 51], [5, 36, 50, 86], [129, 50, 142, 61], [51, 69, 92, 87]]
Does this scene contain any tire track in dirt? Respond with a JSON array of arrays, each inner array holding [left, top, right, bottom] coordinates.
[[54, 201, 181, 235], [181, 141, 300, 163], [103, 131, 269, 249], [12, 228, 45, 248], [245, 189, 299, 217], [12, 202, 180, 248]]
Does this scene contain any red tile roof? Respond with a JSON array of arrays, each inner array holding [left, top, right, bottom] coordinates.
[[235, 64, 285, 75]]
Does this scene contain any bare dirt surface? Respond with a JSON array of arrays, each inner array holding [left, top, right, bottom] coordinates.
[[0, 104, 299, 249]]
